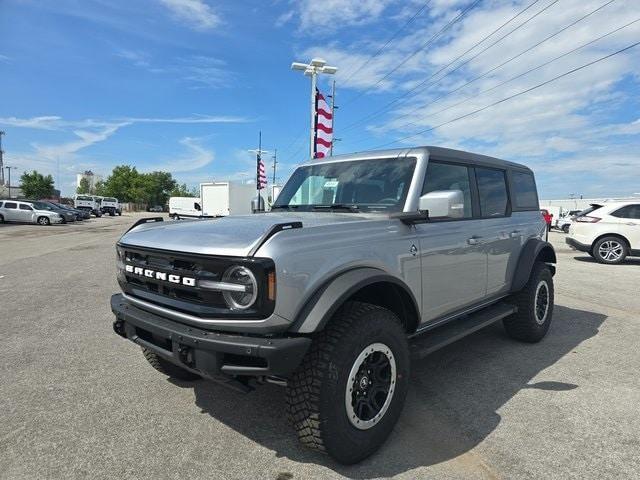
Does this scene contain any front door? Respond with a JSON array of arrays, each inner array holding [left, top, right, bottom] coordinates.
[[18, 203, 35, 222], [416, 161, 487, 323]]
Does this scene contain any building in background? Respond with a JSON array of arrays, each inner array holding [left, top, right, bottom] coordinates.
[[76, 170, 103, 191]]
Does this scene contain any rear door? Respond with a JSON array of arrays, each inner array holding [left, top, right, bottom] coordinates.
[[611, 204, 640, 249], [416, 160, 487, 322], [473, 167, 517, 295]]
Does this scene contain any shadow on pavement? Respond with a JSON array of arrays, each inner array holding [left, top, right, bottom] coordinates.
[[573, 256, 640, 265], [189, 304, 605, 478]]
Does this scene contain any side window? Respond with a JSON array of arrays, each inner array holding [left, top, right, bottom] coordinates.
[[422, 162, 473, 218], [20, 204, 34, 211], [511, 171, 538, 210], [5, 202, 17, 209], [475, 167, 509, 217], [611, 205, 640, 219]]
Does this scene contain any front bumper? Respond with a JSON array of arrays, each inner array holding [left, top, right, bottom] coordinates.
[[111, 293, 311, 379], [566, 236, 591, 252]]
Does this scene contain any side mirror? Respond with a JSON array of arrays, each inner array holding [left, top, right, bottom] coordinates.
[[419, 190, 465, 219]]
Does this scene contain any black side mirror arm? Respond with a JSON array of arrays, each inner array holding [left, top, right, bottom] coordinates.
[[389, 210, 429, 225]]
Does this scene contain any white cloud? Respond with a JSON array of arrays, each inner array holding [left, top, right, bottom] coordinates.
[[149, 137, 215, 173], [158, 0, 221, 31], [0, 54, 10, 63], [283, 0, 395, 32]]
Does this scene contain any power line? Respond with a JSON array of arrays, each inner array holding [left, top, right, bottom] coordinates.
[[386, 17, 640, 134], [339, 1, 433, 86], [374, 0, 618, 129], [341, 0, 483, 108], [370, 40, 640, 149], [340, 0, 552, 133]]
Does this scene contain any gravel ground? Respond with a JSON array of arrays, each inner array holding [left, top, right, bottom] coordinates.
[[1, 215, 639, 480]]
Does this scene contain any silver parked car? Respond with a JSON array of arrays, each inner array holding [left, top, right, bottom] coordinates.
[[110, 146, 556, 464], [0, 200, 65, 225]]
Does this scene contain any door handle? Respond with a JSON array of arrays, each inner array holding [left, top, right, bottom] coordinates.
[[467, 235, 482, 245], [510, 230, 522, 238]]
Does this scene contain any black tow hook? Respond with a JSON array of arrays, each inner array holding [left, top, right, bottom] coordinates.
[[178, 345, 195, 367], [113, 319, 126, 338]]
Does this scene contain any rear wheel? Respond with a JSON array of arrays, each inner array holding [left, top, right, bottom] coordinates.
[[504, 262, 554, 342], [287, 301, 410, 464], [0, 214, 4, 223], [141, 348, 201, 381], [37, 216, 50, 226], [592, 236, 627, 264]]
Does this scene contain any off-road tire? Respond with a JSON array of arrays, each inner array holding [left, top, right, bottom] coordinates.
[[142, 348, 201, 381], [286, 301, 410, 464], [504, 262, 554, 342], [37, 216, 50, 226], [592, 236, 627, 264]]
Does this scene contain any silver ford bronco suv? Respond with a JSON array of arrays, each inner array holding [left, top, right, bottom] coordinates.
[[111, 146, 556, 464]]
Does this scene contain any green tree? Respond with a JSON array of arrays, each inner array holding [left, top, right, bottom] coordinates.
[[77, 177, 91, 195], [20, 170, 55, 199], [169, 183, 196, 198], [94, 180, 106, 196], [141, 171, 176, 206], [99, 165, 143, 202]]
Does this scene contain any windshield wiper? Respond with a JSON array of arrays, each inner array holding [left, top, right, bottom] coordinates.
[[311, 203, 360, 213]]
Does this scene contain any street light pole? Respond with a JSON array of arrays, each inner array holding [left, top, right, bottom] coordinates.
[[291, 58, 338, 159], [5, 166, 16, 198], [0, 131, 5, 185]]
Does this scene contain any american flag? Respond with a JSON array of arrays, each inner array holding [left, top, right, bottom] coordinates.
[[257, 151, 267, 190], [314, 88, 333, 159]]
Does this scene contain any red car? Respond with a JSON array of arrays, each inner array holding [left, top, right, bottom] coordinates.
[[540, 209, 553, 231]]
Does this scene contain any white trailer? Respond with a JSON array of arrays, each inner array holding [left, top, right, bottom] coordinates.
[[200, 182, 256, 217], [169, 197, 202, 219]]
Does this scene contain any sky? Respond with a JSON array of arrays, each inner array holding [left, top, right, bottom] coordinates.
[[1, 0, 639, 198]]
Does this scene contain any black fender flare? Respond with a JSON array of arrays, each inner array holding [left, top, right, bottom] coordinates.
[[289, 267, 421, 334], [510, 238, 556, 293]]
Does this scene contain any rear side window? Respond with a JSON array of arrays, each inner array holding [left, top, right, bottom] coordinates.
[[611, 204, 640, 219], [422, 162, 473, 218], [20, 204, 33, 210], [475, 168, 509, 217], [4, 202, 17, 209], [511, 171, 538, 210]]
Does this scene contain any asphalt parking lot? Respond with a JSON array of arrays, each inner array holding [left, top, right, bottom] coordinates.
[[1, 214, 639, 480]]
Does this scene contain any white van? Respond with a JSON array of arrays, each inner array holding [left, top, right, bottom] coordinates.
[[169, 197, 202, 219]]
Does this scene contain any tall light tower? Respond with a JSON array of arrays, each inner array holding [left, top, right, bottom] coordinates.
[[0, 131, 5, 185], [291, 58, 337, 158]]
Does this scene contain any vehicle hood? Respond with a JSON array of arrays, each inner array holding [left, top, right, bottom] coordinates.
[[119, 212, 377, 257]]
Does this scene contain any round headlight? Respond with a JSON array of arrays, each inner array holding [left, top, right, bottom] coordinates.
[[222, 266, 258, 310]]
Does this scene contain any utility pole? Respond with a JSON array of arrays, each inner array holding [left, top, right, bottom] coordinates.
[[328, 80, 337, 156], [5, 166, 17, 198], [272, 149, 277, 186], [0, 131, 5, 185], [291, 58, 338, 159]]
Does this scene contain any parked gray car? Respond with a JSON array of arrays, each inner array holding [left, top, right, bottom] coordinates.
[[0, 200, 64, 225], [111, 146, 556, 464]]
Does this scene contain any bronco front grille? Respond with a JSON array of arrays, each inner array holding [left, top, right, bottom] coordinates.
[[117, 244, 275, 319]]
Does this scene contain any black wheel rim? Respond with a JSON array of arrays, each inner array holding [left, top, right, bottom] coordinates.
[[535, 281, 549, 325], [346, 343, 396, 430]]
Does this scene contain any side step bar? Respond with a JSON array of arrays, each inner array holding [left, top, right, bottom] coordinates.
[[410, 302, 516, 359]]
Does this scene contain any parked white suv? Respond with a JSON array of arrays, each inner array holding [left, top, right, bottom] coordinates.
[[566, 201, 640, 264], [0, 200, 65, 225]]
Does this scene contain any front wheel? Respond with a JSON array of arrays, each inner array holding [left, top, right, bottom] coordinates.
[[287, 301, 410, 464], [562, 224, 570, 233], [504, 262, 554, 342]]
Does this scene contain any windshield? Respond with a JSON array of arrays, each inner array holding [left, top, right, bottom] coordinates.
[[103, 197, 117, 202], [273, 157, 416, 212], [77, 196, 93, 201], [32, 201, 55, 210], [578, 204, 603, 216]]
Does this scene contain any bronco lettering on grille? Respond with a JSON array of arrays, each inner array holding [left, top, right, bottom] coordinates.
[[125, 264, 196, 287]]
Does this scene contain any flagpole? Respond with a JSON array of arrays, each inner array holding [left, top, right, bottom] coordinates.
[[257, 131, 262, 203]]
